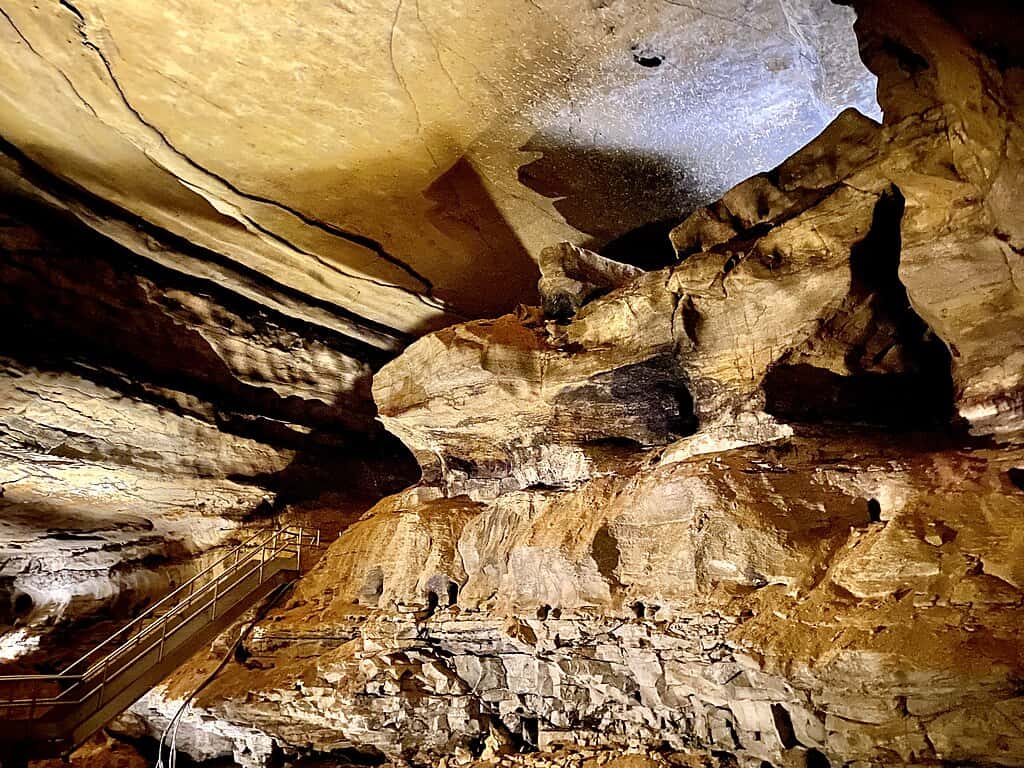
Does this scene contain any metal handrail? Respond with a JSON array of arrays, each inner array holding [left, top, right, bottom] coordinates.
[[64, 527, 294, 676], [72, 530, 295, 676], [0, 564, 265, 710], [0, 675, 85, 682], [0, 526, 321, 720]]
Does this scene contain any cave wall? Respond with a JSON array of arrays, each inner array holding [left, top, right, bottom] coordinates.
[[0, 0, 884, 664], [130, 1, 1024, 766], [0, 191, 417, 659]]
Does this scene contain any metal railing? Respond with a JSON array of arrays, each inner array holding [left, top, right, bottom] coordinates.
[[0, 526, 320, 727]]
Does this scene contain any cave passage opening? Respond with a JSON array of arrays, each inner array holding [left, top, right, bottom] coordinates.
[[763, 187, 955, 431]]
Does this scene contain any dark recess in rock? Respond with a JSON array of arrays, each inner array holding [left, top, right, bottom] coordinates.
[[1009, 468, 1024, 491], [555, 356, 697, 444], [591, 524, 621, 585], [880, 39, 930, 75], [599, 217, 683, 270], [763, 364, 948, 428], [11, 592, 32, 618], [633, 53, 663, 68], [867, 498, 882, 523], [763, 188, 955, 429], [770, 704, 799, 749]]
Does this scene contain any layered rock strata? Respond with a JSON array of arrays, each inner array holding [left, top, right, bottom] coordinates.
[[0, 0, 884, 665], [0, 195, 416, 659], [134, 433, 1024, 767], [128, 2, 1024, 766], [0, 0, 879, 324]]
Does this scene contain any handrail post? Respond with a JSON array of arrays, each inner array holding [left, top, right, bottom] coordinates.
[[211, 569, 220, 620], [297, 526, 303, 571], [158, 613, 169, 661], [97, 659, 109, 710], [259, 539, 267, 583]]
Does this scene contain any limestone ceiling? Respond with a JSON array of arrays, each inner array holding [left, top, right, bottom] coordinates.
[[0, 0, 878, 346]]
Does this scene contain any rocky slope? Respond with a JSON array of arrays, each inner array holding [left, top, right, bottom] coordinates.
[[121, 1, 1024, 766]]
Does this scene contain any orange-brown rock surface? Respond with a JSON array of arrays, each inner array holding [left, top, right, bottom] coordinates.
[[123, 3, 1024, 767]]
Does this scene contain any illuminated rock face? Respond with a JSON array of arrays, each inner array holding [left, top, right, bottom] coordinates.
[[0, 0, 877, 328], [0, 200, 416, 655], [0, 0, 879, 659], [123, 2, 1024, 766], [134, 437, 1024, 766], [2, 0, 1024, 767]]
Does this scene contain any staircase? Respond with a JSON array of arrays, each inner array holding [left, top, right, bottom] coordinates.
[[0, 526, 321, 763]]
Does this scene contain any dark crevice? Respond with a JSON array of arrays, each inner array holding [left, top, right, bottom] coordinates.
[[600, 217, 683, 270], [764, 187, 955, 430], [1008, 467, 1024, 491], [591, 524, 621, 586], [770, 703, 799, 749], [520, 717, 540, 750], [358, 567, 385, 606], [631, 47, 664, 68], [12, 592, 33, 618], [554, 356, 697, 445], [292, 746, 387, 767], [0, 194, 390, 393], [880, 38, 930, 75], [867, 498, 882, 523], [57, 0, 85, 23]]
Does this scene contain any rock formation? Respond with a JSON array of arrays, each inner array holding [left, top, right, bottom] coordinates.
[[0, 0, 882, 666], [0, 0, 1019, 764], [0, 0, 878, 322], [0, 193, 416, 661], [111, 1, 1024, 767]]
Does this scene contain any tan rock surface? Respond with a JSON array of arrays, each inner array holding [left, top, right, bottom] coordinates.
[[0, 0, 878, 329], [0, 0, 882, 661], [130, 4, 1024, 766], [134, 435, 1024, 767], [0, 197, 415, 658], [0, 0, 1022, 766]]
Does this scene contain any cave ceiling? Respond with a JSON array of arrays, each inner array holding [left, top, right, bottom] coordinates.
[[0, 0, 878, 344]]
